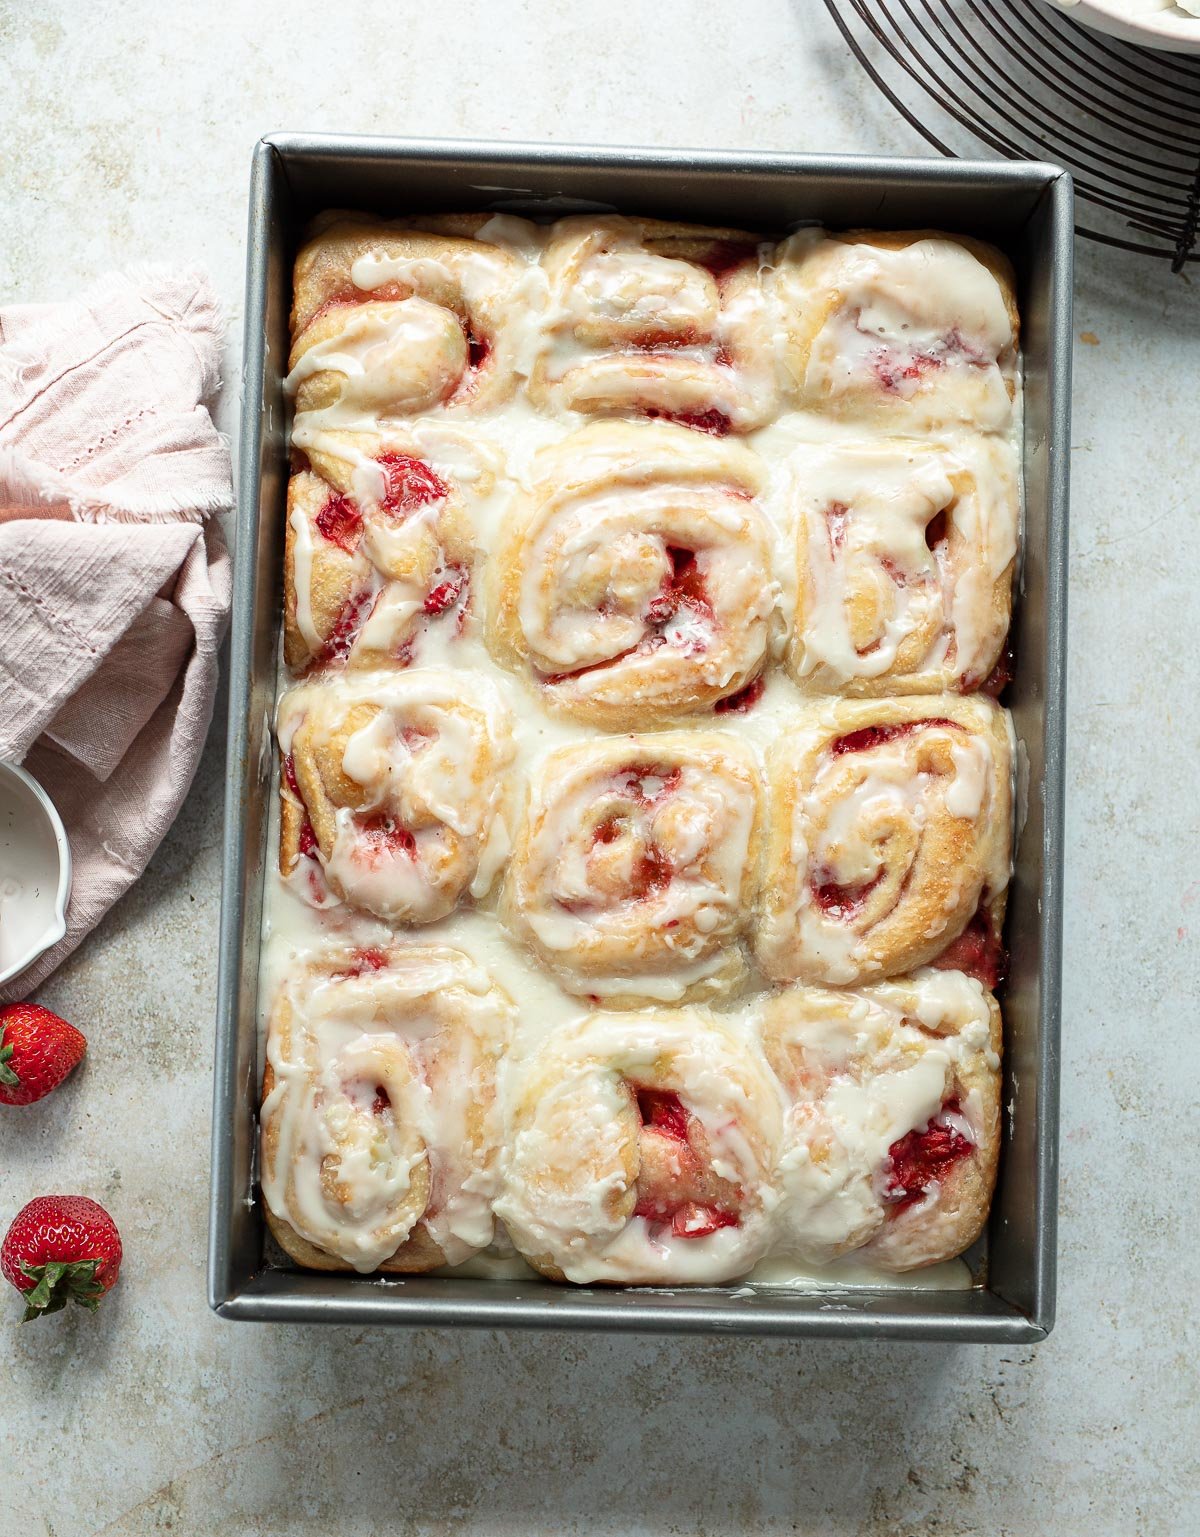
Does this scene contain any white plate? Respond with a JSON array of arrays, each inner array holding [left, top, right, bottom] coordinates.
[[1046, 0, 1200, 54], [0, 762, 72, 988]]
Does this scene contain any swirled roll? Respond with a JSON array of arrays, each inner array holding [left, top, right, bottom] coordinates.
[[785, 436, 1019, 696], [488, 421, 778, 728], [278, 669, 515, 923], [754, 696, 1013, 986], [503, 732, 761, 1005], [286, 212, 541, 426], [284, 428, 480, 673], [774, 229, 1019, 433], [495, 1010, 783, 1284], [529, 215, 778, 432], [261, 942, 514, 1273], [760, 969, 1001, 1270]]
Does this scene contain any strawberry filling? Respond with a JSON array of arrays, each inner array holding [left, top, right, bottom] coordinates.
[[297, 819, 319, 858], [466, 329, 490, 371], [825, 499, 850, 553], [646, 546, 712, 628], [377, 453, 447, 517], [812, 867, 884, 918], [315, 494, 363, 552], [965, 642, 1014, 699], [694, 240, 757, 282], [356, 814, 417, 857], [882, 1098, 972, 1211], [424, 564, 468, 616], [310, 589, 374, 669], [589, 813, 674, 901], [636, 1088, 690, 1141], [714, 675, 765, 714], [371, 1086, 391, 1117], [925, 508, 949, 550], [930, 901, 1006, 989], [644, 407, 731, 436], [630, 1088, 740, 1237], [832, 718, 959, 755]]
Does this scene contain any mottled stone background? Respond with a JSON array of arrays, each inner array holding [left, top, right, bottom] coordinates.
[[1, 2, 1196, 1532]]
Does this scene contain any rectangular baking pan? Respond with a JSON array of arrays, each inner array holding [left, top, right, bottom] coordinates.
[[209, 134, 1071, 1341]]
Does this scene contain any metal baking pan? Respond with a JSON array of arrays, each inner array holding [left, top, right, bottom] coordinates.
[[209, 134, 1071, 1340]]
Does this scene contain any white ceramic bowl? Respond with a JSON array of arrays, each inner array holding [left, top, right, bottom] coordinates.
[[0, 762, 72, 988], [1046, 0, 1200, 54]]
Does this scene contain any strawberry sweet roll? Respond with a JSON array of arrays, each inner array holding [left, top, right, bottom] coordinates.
[[488, 421, 778, 729], [755, 696, 1013, 987], [495, 1011, 783, 1284], [785, 436, 1019, 697], [502, 732, 761, 1006], [284, 428, 482, 674], [529, 215, 778, 433], [285, 212, 540, 427], [277, 669, 515, 923], [774, 229, 1019, 434], [759, 969, 1001, 1270], [261, 942, 514, 1274]]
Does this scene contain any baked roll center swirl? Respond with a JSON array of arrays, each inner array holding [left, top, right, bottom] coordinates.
[[756, 698, 1013, 985], [490, 422, 777, 728], [278, 670, 515, 923], [261, 943, 514, 1273], [495, 1011, 783, 1284], [531, 215, 778, 432], [504, 733, 761, 1004], [761, 970, 1001, 1270]]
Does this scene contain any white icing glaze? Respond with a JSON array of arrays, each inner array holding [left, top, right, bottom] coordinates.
[[495, 1011, 783, 1284], [787, 436, 1018, 692], [260, 215, 1022, 1289], [761, 968, 995, 1265], [279, 669, 516, 924], [261, 944, 514, 1271], [776, 232, 1016, 433]]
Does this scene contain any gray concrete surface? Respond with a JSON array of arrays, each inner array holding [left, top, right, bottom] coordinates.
[[1, 1, 1197, 1532]]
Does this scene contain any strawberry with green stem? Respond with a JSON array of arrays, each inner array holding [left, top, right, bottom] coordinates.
[[2, 1197, 123, 1321], [0, 1003, 87, 1106]]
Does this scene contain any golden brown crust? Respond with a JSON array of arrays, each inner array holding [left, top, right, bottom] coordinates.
[[755, 696, 1014, 986], [486, 421, 775, 730]]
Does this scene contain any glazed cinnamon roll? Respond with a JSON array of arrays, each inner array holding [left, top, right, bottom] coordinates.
[[277, 669, 515, 923], [530, 215, 778, 432], [286, 212, 539, 427], [503, 732, 761, 1005], [488, 421, 778, 729], [760, 969, 1001, 1270], [755, 696, 1013, 986], [495, 1010, 783, 1284], [786, 437, 1019, 696], [261, 942, 514, 1273], [284, 429, 479, 673], [773, 230, 1019, 433]]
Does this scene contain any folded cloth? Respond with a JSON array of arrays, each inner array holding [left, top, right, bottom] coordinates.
[[0, 269, 233, 1000]]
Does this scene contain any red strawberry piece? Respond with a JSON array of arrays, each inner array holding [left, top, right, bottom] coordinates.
[[1, 1196, 122, 1321], [0, 1004, 87, 1107]]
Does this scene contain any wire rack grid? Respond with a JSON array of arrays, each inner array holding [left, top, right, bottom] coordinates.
[[823, 0, 1200, 270]]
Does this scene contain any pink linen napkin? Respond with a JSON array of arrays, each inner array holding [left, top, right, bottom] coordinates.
[[0, 269, 234, 1000]]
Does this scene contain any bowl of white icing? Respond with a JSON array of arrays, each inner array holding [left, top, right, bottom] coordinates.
[[1046, 0, 1200, 52], [0, 762, 72, 988]]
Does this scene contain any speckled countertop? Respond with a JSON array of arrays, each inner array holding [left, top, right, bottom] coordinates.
[[1, 2, 1197, 1533]]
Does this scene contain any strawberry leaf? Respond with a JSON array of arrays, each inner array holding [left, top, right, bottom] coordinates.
[[0, 1029, 18, 1087], [19, 1258, 104, 1322]]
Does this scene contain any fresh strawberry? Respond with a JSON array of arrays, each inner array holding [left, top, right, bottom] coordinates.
[[0, 1003, 87, 1106], [2, 1196, 122, 1321]]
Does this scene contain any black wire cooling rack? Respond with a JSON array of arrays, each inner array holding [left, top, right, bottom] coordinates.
[[823, 0, 1200, 270]]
